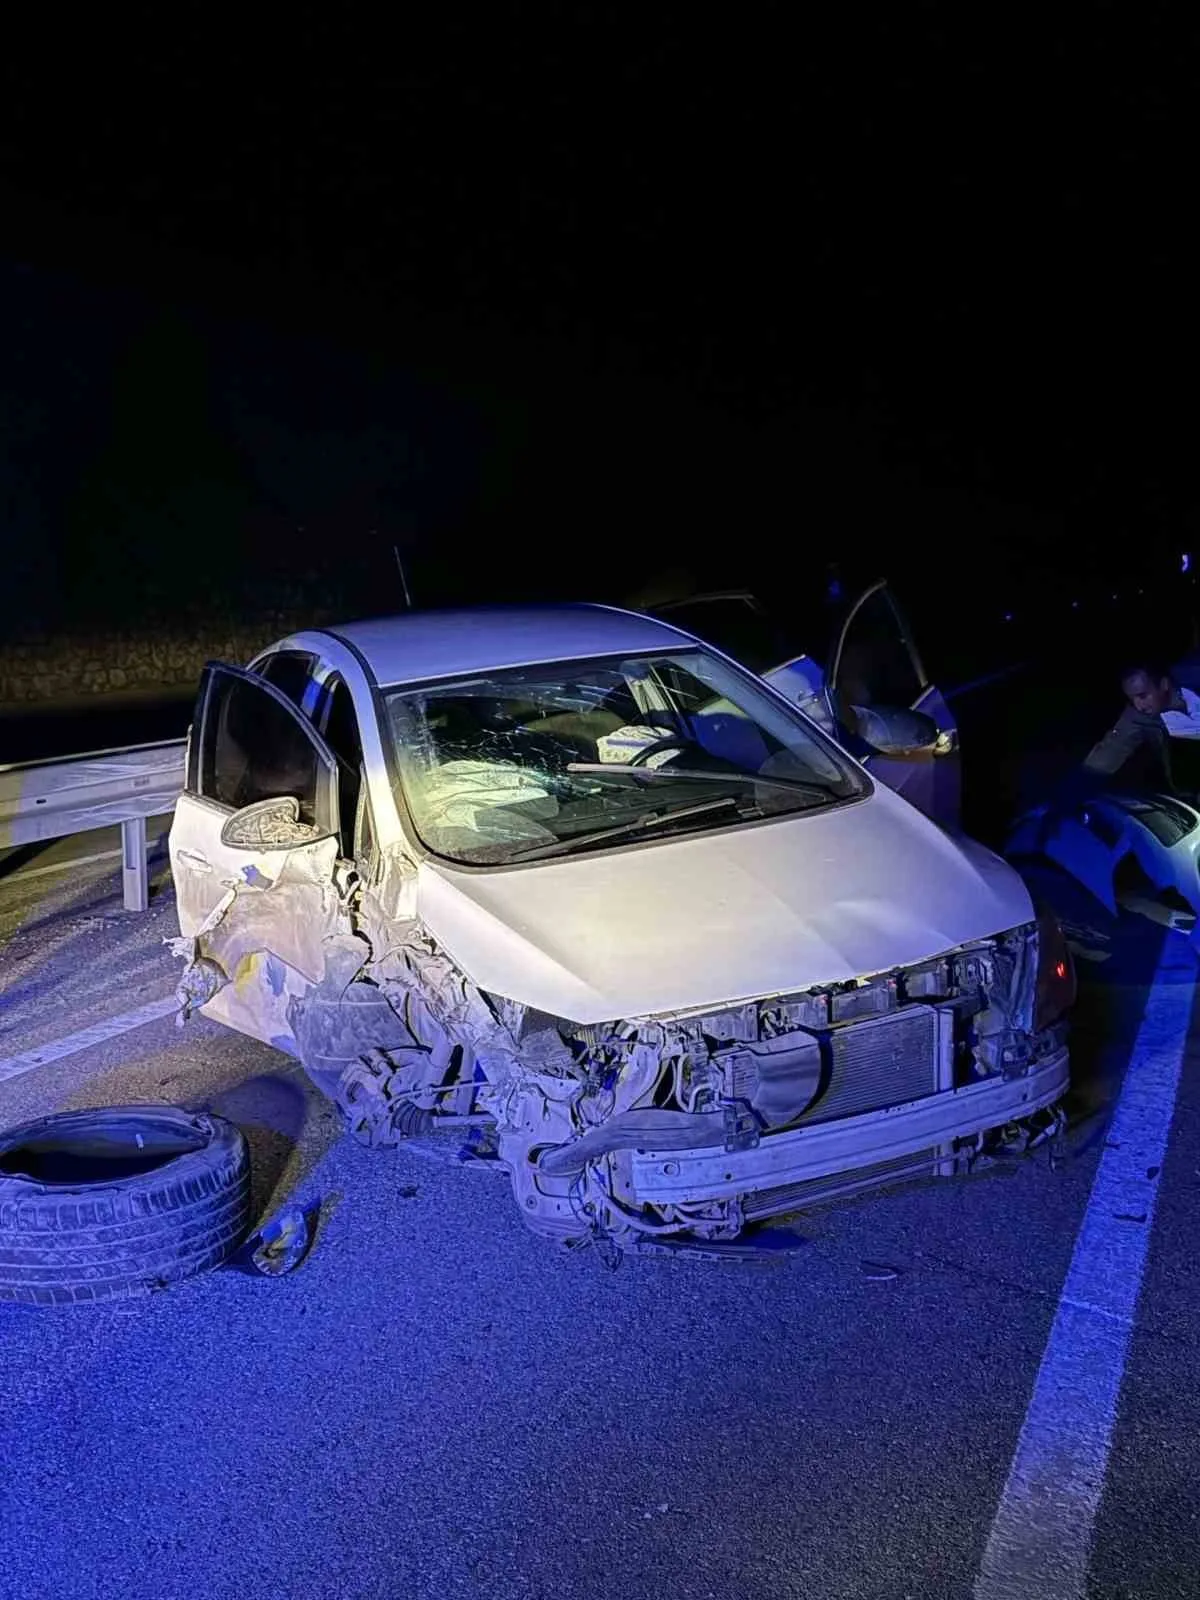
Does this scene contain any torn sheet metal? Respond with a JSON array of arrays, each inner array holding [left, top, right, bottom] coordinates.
[[967, 924, 1039, 1078], [197, 857, 345, 987], [169, 843, 352, 1051], [288, 939, 402, 1089], [174, 955, 229, 1024], [167, 885, 238, 1024]]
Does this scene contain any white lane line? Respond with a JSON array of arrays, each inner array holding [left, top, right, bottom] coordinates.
[[973, 932, 1197, 1600], [0, 847, 122, 883], [0, 995, 179, 1085]]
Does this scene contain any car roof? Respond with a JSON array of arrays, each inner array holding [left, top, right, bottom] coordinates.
[[321, 603, 695, 689]]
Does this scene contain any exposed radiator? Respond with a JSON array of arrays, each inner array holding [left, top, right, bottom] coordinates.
[[800, 1004, 940, 1125], [744, 1147, 938, 1221]]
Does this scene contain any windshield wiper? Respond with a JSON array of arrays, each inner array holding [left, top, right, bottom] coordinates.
[[506, 794, 747, 863], [565, 762, 844, 803]]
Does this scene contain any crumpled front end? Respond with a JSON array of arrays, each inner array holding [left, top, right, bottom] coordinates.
[[169, 855, 1070, 1258], [487, 918, 1071, 1254], [168, 853, 526, 1143]]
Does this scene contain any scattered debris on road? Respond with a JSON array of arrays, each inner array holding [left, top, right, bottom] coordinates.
[[241, 1198, 322, 1276], [861, 1261, 902, 1282]]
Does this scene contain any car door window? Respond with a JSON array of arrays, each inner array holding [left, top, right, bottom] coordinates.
[[318, 675, 365, 859], [833, 586, 927, 712], [256, 650, 319, 712], [193, 664, 338, 833]]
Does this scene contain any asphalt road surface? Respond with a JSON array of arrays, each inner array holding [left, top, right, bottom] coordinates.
[[1, 834, 1198, 1600]]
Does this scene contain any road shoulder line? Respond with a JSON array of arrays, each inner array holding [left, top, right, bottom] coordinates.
[[973, 932, 1196, 1600], [0, 994, 179, 1085]]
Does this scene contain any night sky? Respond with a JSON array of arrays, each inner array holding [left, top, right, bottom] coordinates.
[[1, 8, 1196, 641]]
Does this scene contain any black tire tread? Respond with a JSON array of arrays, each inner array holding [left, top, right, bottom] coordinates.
[[0, 1107, 252, 1305]]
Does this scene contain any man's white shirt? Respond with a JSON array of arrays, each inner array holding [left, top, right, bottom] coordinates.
[[1161, 685, 1200, 739]]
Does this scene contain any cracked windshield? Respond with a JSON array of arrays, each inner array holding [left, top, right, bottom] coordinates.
[[385, 650, 866, 865]]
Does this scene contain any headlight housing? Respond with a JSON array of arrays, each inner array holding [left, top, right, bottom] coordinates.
[[1034, 903, 1076, 1031]]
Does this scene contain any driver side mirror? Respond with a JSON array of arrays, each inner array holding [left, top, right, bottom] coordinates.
[[851, 704, 943, 757], [220, 796, 326, 850]]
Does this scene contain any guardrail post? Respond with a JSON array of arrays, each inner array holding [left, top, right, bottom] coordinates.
[[121, 817, 149, 912]]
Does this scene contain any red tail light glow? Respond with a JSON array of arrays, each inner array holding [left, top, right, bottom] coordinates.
[[1035, 907, 1076, 1031]]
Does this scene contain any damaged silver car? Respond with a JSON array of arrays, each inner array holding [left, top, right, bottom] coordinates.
[[168, 604, 1075, 1255]]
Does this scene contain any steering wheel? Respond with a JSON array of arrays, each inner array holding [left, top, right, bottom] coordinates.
[[627, 735, 691, 768]]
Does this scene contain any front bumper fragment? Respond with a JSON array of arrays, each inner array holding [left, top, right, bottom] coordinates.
[[627, 1047, 1069, 1206]]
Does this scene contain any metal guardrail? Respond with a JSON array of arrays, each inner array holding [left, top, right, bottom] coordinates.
[[0, 739, 187, 911]]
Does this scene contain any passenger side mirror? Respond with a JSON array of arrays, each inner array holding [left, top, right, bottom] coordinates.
[[220, 796, 325, 850], [852, 704, 942, 757]]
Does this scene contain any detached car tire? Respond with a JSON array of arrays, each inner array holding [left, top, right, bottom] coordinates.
[[0, 1104, 251, 1305]]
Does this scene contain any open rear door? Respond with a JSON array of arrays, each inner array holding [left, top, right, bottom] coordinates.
[[828, 581, 962, 829]]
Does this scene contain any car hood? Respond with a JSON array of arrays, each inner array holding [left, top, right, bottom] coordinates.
[[415, 786, 1034, 1025]]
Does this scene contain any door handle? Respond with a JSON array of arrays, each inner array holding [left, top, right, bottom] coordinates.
[[175, 848, 212, 872]]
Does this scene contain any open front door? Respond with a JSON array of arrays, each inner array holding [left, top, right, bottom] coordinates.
[[168, 663, 350, 1052], [828, 581, 962, 829]]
